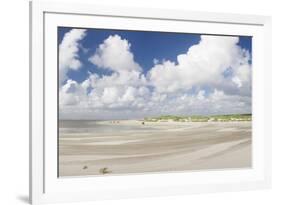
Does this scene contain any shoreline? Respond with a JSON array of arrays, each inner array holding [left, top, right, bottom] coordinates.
[[95, 119, 252, 126]]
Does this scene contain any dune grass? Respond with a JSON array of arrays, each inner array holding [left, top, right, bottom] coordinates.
[[144, 114, 251, 122]]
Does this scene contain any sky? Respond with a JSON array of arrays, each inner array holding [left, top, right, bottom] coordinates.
[[58, 27, 252, 120]]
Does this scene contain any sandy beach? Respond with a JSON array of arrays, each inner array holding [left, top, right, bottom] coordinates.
[[59, 120, 251, 177]]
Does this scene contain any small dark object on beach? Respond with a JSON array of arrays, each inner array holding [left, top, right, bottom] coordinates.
[[142, 122, 145, 125], [83, 165, 88, 170], [99, 167, 112, 174]]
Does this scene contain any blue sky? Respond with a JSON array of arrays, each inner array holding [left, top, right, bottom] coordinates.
[[58, 27, 252, 119], [58, 27, 251, 84]]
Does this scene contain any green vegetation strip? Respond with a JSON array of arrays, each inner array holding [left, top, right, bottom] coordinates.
[[144, 114, 251, 122]]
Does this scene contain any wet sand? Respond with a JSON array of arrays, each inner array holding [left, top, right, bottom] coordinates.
[[59, 121, 251, 177]]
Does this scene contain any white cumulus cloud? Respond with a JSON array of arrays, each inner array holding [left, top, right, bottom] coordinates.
[[89, 35, 142, 73], [59, 33, 252, 120], [59, 29, 87, 85], [148, 35, 251, 95]]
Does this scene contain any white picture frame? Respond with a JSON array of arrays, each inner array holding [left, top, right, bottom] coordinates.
[[30, 1, 272, 204]]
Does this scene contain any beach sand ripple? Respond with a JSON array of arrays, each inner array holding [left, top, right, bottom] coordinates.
[[59, 121, 251, 177]]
